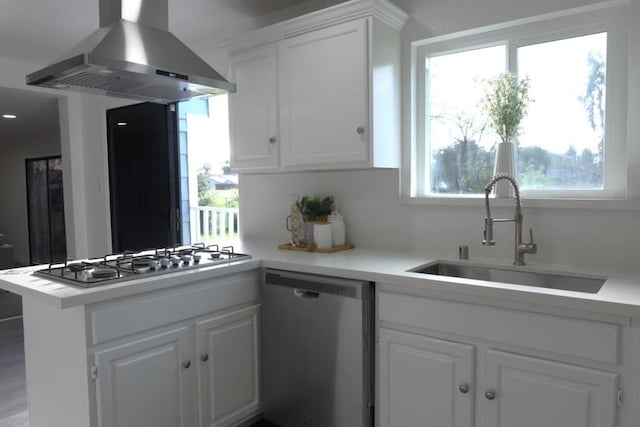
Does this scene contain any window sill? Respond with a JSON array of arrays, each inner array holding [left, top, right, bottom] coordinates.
[[401, 195, 640, 211]]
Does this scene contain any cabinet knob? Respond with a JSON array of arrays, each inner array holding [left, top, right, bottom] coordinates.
[[200, 353, 209, 362], [182, 360, 191, 369], [269, 136, 277, 144], [485, 390, 496, 400], [458, 383, 470, 394], [356, 126, 365, 135]]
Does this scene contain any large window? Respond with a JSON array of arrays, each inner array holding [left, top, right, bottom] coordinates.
[[412, 5, 626, 200]]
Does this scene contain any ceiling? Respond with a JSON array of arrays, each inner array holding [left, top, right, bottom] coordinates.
[[0, 0, 596, 140], [0, 0, 350, 141]]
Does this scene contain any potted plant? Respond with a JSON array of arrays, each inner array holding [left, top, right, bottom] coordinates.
[[298, 195, 334, 223], [298, 195, 334, 248], [482, 72, 532, 196]]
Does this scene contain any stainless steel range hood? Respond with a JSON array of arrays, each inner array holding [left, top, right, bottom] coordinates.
[[26, 0, 235, 103]]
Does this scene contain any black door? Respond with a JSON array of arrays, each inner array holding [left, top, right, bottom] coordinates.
[[107, 103, 180, 252]]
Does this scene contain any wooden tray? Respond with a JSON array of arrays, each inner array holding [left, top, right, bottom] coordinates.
[[278, 242, 354, 253]]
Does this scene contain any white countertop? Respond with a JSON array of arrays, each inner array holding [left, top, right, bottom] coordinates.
[[2, 239, 640, 317]]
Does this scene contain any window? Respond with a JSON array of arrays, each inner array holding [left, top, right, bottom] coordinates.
[[412, 5, 626, 200], [178, 95, 239, 245]]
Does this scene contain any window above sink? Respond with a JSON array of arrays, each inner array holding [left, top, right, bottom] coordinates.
[[408, 3, 628, 202]]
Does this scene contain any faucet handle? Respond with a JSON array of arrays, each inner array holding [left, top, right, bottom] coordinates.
[[522, 228, 538, 254]]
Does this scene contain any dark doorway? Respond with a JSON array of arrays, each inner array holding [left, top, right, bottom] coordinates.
[[107, 103, 180, 252], [25, 156, 67, 264]]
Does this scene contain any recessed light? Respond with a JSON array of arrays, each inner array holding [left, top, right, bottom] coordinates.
[[2, 114, 17, 119], [117, 122, 128, 126]]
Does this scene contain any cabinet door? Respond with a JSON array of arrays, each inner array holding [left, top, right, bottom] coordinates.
[[195, 305, 260, 427], [482, 349, 618, 427], [279, 18, 369, 168], [229, 44, 279, 171], [378, 328, 474, 427], [94, 326, 192, 427]]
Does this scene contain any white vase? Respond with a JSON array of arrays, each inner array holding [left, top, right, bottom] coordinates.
[[493, 141, 515, 197]]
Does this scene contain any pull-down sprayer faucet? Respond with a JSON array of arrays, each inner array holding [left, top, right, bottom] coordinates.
[[483, 173, 537, 265]]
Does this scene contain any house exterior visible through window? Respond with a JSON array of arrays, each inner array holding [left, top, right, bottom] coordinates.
[[412, 4, 627, 200], [178, 95, 239, 244]]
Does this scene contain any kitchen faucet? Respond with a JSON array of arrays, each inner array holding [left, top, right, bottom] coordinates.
[[482, 173, 537, 265]]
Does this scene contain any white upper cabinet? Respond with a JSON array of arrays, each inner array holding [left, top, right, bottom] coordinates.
[[278, 19, 368, 168], [229, 44, 279, 171], [227, 0, 408, 172]]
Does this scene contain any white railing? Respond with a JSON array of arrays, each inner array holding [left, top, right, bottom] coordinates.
[[190, 206, 239, 244]]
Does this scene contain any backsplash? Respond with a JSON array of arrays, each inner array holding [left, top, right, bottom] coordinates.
[[240, 168, 640, 271]]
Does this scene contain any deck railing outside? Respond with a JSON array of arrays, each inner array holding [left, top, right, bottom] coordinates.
[[190, 206, 239, 243]]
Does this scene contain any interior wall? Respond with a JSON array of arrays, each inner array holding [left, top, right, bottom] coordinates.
[[0, 132, 61, 265], [240, 169, 640, 271], [0, 56, 133, 260], [239, 0, 640, 272]]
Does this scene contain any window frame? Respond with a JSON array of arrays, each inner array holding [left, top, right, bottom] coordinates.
[[408, 3, 628, 202]]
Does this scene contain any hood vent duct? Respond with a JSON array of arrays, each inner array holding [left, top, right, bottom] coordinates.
[[26, 0, 235, 104]]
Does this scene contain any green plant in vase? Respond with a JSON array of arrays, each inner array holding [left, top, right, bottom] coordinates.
[[482, 72, 532, 196]]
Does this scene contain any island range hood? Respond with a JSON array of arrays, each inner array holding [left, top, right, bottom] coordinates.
[[26, 0, 235, 104]]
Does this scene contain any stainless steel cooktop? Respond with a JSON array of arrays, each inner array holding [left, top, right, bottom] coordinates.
[[34, 244, 251, 288]]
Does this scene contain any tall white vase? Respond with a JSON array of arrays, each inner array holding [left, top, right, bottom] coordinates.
[[493, 141, 515, 197]]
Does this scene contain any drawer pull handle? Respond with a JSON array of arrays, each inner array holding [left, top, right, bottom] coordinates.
[[200, 353, 209, 362], [485, 390, 496, 400], [459, 383, 470, 394], [182, 360, 191, 369]]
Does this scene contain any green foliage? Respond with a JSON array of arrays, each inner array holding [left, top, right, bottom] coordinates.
[[430, 113, 495, 194], [199, 188, 238, 208], [482, 72, 532, 144], [298, 195, 334, 221]]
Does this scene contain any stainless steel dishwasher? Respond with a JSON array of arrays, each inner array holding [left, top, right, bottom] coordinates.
[[262, 269, 374, 427]]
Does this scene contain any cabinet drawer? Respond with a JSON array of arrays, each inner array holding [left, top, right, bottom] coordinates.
[[88, 270, 260, 345], [378, 291, 620, 364]]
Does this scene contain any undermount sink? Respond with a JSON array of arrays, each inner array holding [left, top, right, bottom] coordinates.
[[410, 261, 606, 294]]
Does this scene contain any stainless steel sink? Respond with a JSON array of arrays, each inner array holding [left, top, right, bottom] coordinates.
[[410, 261, 606, 294]]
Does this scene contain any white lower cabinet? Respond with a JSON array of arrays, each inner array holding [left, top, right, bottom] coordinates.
[[93, 305, 260, 427], [95, 327, 193, 427], [378, 329, 474, 427], [483, 349, 618, 427], [195, 306, 260, 427], [377, 290, 624, 427]]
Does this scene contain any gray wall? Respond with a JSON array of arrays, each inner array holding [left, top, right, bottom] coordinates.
[[0, 130, 61, 265]]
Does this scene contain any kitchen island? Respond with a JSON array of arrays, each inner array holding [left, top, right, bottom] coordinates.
[[2, 240, 640, 426]]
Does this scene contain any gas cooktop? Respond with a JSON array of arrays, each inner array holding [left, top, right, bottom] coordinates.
[[34, 244, 251, 288]]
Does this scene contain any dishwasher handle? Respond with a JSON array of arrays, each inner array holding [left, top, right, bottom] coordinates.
[[294, 289, 320, 299], [265, 270, 365, 299]]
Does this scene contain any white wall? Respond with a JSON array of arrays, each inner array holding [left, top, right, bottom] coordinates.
[[2, 0, 638, 270], [239, 0, 640, 272], [241, 169, 640, 270], [0, 131, 61, 265], [0, 56, 132, 260]]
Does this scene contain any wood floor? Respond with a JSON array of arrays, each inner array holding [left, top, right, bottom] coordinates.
[[0, 316, 28, 427]]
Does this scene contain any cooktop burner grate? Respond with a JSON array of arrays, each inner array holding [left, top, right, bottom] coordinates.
[[34, 244, 251, 288]]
